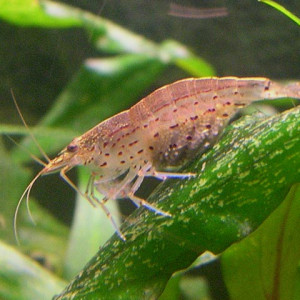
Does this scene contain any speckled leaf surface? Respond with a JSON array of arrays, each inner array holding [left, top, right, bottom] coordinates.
[[54, 105, 300, 299]]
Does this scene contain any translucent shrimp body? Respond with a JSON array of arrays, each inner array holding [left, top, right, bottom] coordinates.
[[15, 77, 300, 240]]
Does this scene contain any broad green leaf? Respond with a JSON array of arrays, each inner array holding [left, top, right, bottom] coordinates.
[[222, 184, 300, 300], [0, 0, 81, 27], [0, 240, 66, 300], [54, 105, 300, 299], [294, 267, 300, 299]]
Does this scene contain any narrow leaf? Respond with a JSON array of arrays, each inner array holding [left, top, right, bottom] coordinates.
[[259, 0, 300, 26]]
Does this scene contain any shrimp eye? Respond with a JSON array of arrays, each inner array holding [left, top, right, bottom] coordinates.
[[67, 144, 78, 153]]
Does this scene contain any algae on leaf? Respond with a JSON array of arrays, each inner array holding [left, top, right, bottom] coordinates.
[[55, 106, 300, 299]]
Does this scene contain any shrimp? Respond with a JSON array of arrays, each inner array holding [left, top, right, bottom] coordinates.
[[14, 76, 300, 241]]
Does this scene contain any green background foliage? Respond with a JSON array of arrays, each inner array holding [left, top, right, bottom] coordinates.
[[0, 1, 299, 299]]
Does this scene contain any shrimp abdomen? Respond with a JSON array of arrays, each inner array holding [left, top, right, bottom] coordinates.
[[128, 77, 299, 168]]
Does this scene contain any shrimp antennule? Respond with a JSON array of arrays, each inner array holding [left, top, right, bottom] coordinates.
[[14, 169, 45, 245], [11, 89, 50, 163]]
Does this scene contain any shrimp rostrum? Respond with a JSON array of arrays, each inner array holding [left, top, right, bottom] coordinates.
[[15, 77, 300, 241]]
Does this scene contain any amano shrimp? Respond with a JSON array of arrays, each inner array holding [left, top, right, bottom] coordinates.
[[14, 76, 300, 241]]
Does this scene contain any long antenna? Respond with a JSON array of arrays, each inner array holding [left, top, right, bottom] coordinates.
[[10, 89, 51, 163], [5, 134, 47, 167], [14, 169, 44, 245]]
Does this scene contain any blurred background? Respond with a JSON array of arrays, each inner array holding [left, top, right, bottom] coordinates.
[[1, 0, 300, 119]]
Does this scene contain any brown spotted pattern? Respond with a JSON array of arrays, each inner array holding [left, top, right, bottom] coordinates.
[[31, 77, 300, 210]]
